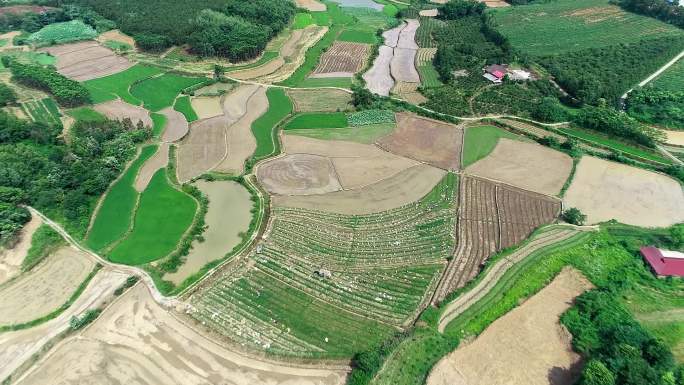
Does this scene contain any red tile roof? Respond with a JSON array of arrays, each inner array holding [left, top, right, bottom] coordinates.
[[640, 246, 684, 277]]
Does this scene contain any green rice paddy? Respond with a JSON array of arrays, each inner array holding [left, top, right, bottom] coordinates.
[[173, 95, 198, 122], [283, 112, 348, 129], [293, 13, 315, 29], [250, 88, 293, 161], [130, 73, 207, 111], [67, 107, 105, 122], [84, 64, 165, 105], [151, 112, 167, 138]]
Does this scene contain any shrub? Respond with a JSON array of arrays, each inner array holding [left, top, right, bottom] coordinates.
[[0, 83, 17, 107], [69, 309, 102, 330], [562, 207, 586, 225]]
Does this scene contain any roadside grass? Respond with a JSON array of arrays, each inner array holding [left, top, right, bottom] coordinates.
[[283, 112, 348, 129], [338, 29, 377, 44], [249, 88, 293, 162], [22, 98, 61, 125], [173, 95, 198, 122], [21, 225, 65, 272], [83, 64, 165, 105], [67, 107, 106, 122], [130, 73, 207, 111], [462, 125, 526, 167], [85, 145, 158, 252], [286, 122, 395, 144], [108, 169, 198, 265], [294, 13, 315, 29], [151, 112, 167, 138]]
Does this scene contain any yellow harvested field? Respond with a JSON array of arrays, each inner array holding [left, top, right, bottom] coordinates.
[[311, 41, 371, 78], [134, 143, 169, 192], [273, 164, 446, 214], [466, 138, 573, 196], [664, 130, 684, 147], [191, 96, 224, 120], [96, 29, 135, 48], [428, 268, 591, 385], [160, 107, 189, 143], [258, 154, 343, 195], [176, 116, 228, 183], [0, 213, 41, 284], [287, 88, 352, 112], [18, 284, 346, 385], [39, 41, 133, 81], [564, 156, 684, 227], [0, 246, 95, 325], [94, 99, 152, 127], [295, 0, 326, 11]]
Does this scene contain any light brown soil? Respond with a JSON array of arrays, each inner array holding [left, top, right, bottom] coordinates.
[[295, 0, 327, 11], [216, 86, 268, 175], [391, 48, 420, 83], [481, 0, 511, 7], [419, 9, 439, 17], [0, 213, 41, 285], [0, 31, 25, 52], [222, 84, 259, 121], [376, 112, 463, 170], [664, 130, 684, 147], [18, 284, 346, 385], [165, 180, 253, 284], [287, 88, 352, 112], [382, 23, 405, 48], [273, 164, 446, 214], [258, 26, 328, 83], [397, 19, 419, 50], [160, 107, 189, 142], [282, 135, 419, 189], [39, 41, 133, 81], [258, 154, 343, 195], [428, 268, 591, 385], [93, 99, 152, 127], [466, 138, 573, 196], [311, 41, 371, 77], [229, 57, 285, 80], [176, 115, 228, 183], [191, 96, 224, 120], [134, 143, 169, 192], [96, 29, 136, 48], [0, 246, 95, 325], [363, 45, 394, 96], [393, 81, 427, 105], [564, 156, 684, 227], [0, 269, 128, 382]]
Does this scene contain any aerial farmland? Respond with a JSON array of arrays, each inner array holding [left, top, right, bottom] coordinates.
[[0, 0, 682, 385]]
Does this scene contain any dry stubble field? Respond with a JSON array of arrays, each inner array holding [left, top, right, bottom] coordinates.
[[39, 41, 133, 81], [311, 41, 371, 78]]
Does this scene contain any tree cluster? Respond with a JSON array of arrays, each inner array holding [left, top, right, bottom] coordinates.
[[626, 87, 684, 129], [4, 58, 90, 107], [0, 7, 68, 34], [573, 106, 665, 147], [614, 0, 684, 29]]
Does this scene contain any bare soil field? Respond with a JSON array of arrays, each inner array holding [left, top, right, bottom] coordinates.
[[282, 135, 419, 189], [222, 84, 259, 121], [18, 284, 346, 385], [0, 31, 26, 52], [435, 176, 561, 300], [134, 143, 169, 192], [664, 130, 684, 147], [96, 29, 135, 48], [229, 57, 285, 80], [376, 112, 462, 170], [93, 99, 152, 127], [428, 268, 591, 385], [0, 213, 41, 284], [397, 19, 419, 50], [160, 107, 189, 142], [0, 269, 128, 382], [466, 138, 573, 196], [258, 154, 343, 195], [191, 96, 224, 119], [273, 164, 446, 214], [383, 23, 405, 49], [39, 41, 133, 81], [363, 45, 394, 96], [311, 41, 371, 78], [295, 0, 327, 11], [391, 48, 420, 83], [176, 116, 228, 183], [216, 86, 268, 175], [287, 89, 352, 112], [564, 156, 684, 227], [165, 180, 253, 284], [0, 246, 95, 325], [419, 9, 439, 17]]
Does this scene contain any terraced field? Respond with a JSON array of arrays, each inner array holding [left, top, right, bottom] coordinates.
[[433, 176, 561, 302], [187, 173, 457, 357]]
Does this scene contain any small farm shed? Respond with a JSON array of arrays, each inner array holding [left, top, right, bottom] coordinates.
[[640, 246, 684, 278], [483, 64, 507, 84]]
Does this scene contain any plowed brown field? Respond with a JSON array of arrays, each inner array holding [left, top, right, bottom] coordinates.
[[94, 99, 152, 127], [39, 41, 133, 81], [311, 41, 371, 78], [257, 154, 343, 195]]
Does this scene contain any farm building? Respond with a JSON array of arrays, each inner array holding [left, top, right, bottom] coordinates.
[[640, 246, 684, 278], [483, 64, 507, 84]]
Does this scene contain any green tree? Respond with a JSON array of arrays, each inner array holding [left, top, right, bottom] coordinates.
[[580, 360, 615, 385], [562, 207, 587, 225]]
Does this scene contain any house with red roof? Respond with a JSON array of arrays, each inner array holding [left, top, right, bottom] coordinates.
[[483, 64, 507, 84], [640, 246, 684, 278]]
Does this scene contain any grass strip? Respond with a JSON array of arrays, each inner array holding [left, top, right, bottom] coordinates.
[[21, 225, 65, 272]]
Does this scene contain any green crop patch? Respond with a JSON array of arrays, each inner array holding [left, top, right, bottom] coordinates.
[[130, 73, 207, 111], [173, 95, 198, 122], [151, 112, 167, 138], [27, 20, 97, 47], [84, 64, 165, 105], [108, 169, 198, 265], [462, 125, 525, 167], [347, 109, 395, 126], [86, 145, 158, 252], [250, 88, 293, 162], [338, 29, 377, 44], [294, 13, 314, 29], [67, 107, 106, 122], [283, 112, 348, 130], [23, 98, 61, 125], [652, 57, 684, 92]]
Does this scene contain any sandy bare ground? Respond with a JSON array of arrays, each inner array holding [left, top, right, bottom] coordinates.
[[664, 130, 684, 147], [391, 48, 420, 83], [216, 86, 268, 175], [134, 143, 169, 192], [287, 89, 352, 112], [191, 96, 224, 120], [0, 269, 127, 382], [93, 99, 152, 127], [295, 0, 327, 11], [258, 154, 343, 195], [282, 135, 419, 189], [0, 246, 95, 325], [96, 29, 135, 48], [39, 41, 133, 81], [466, 138, 573, 196], [0, 213, 41, 284], [363, 45, 395, 96], [564, 156, 684, 227], [376, 112, 463, 170], [428, 268, 591, 385], [160, 107, 189, 142], [17, 284, 346, 385], [165, 180, 253, 285], [0, 31, 28, 52], [176, 116, 228, 183], [311, 41, 370, 78], [273, 164, 446, 214]]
